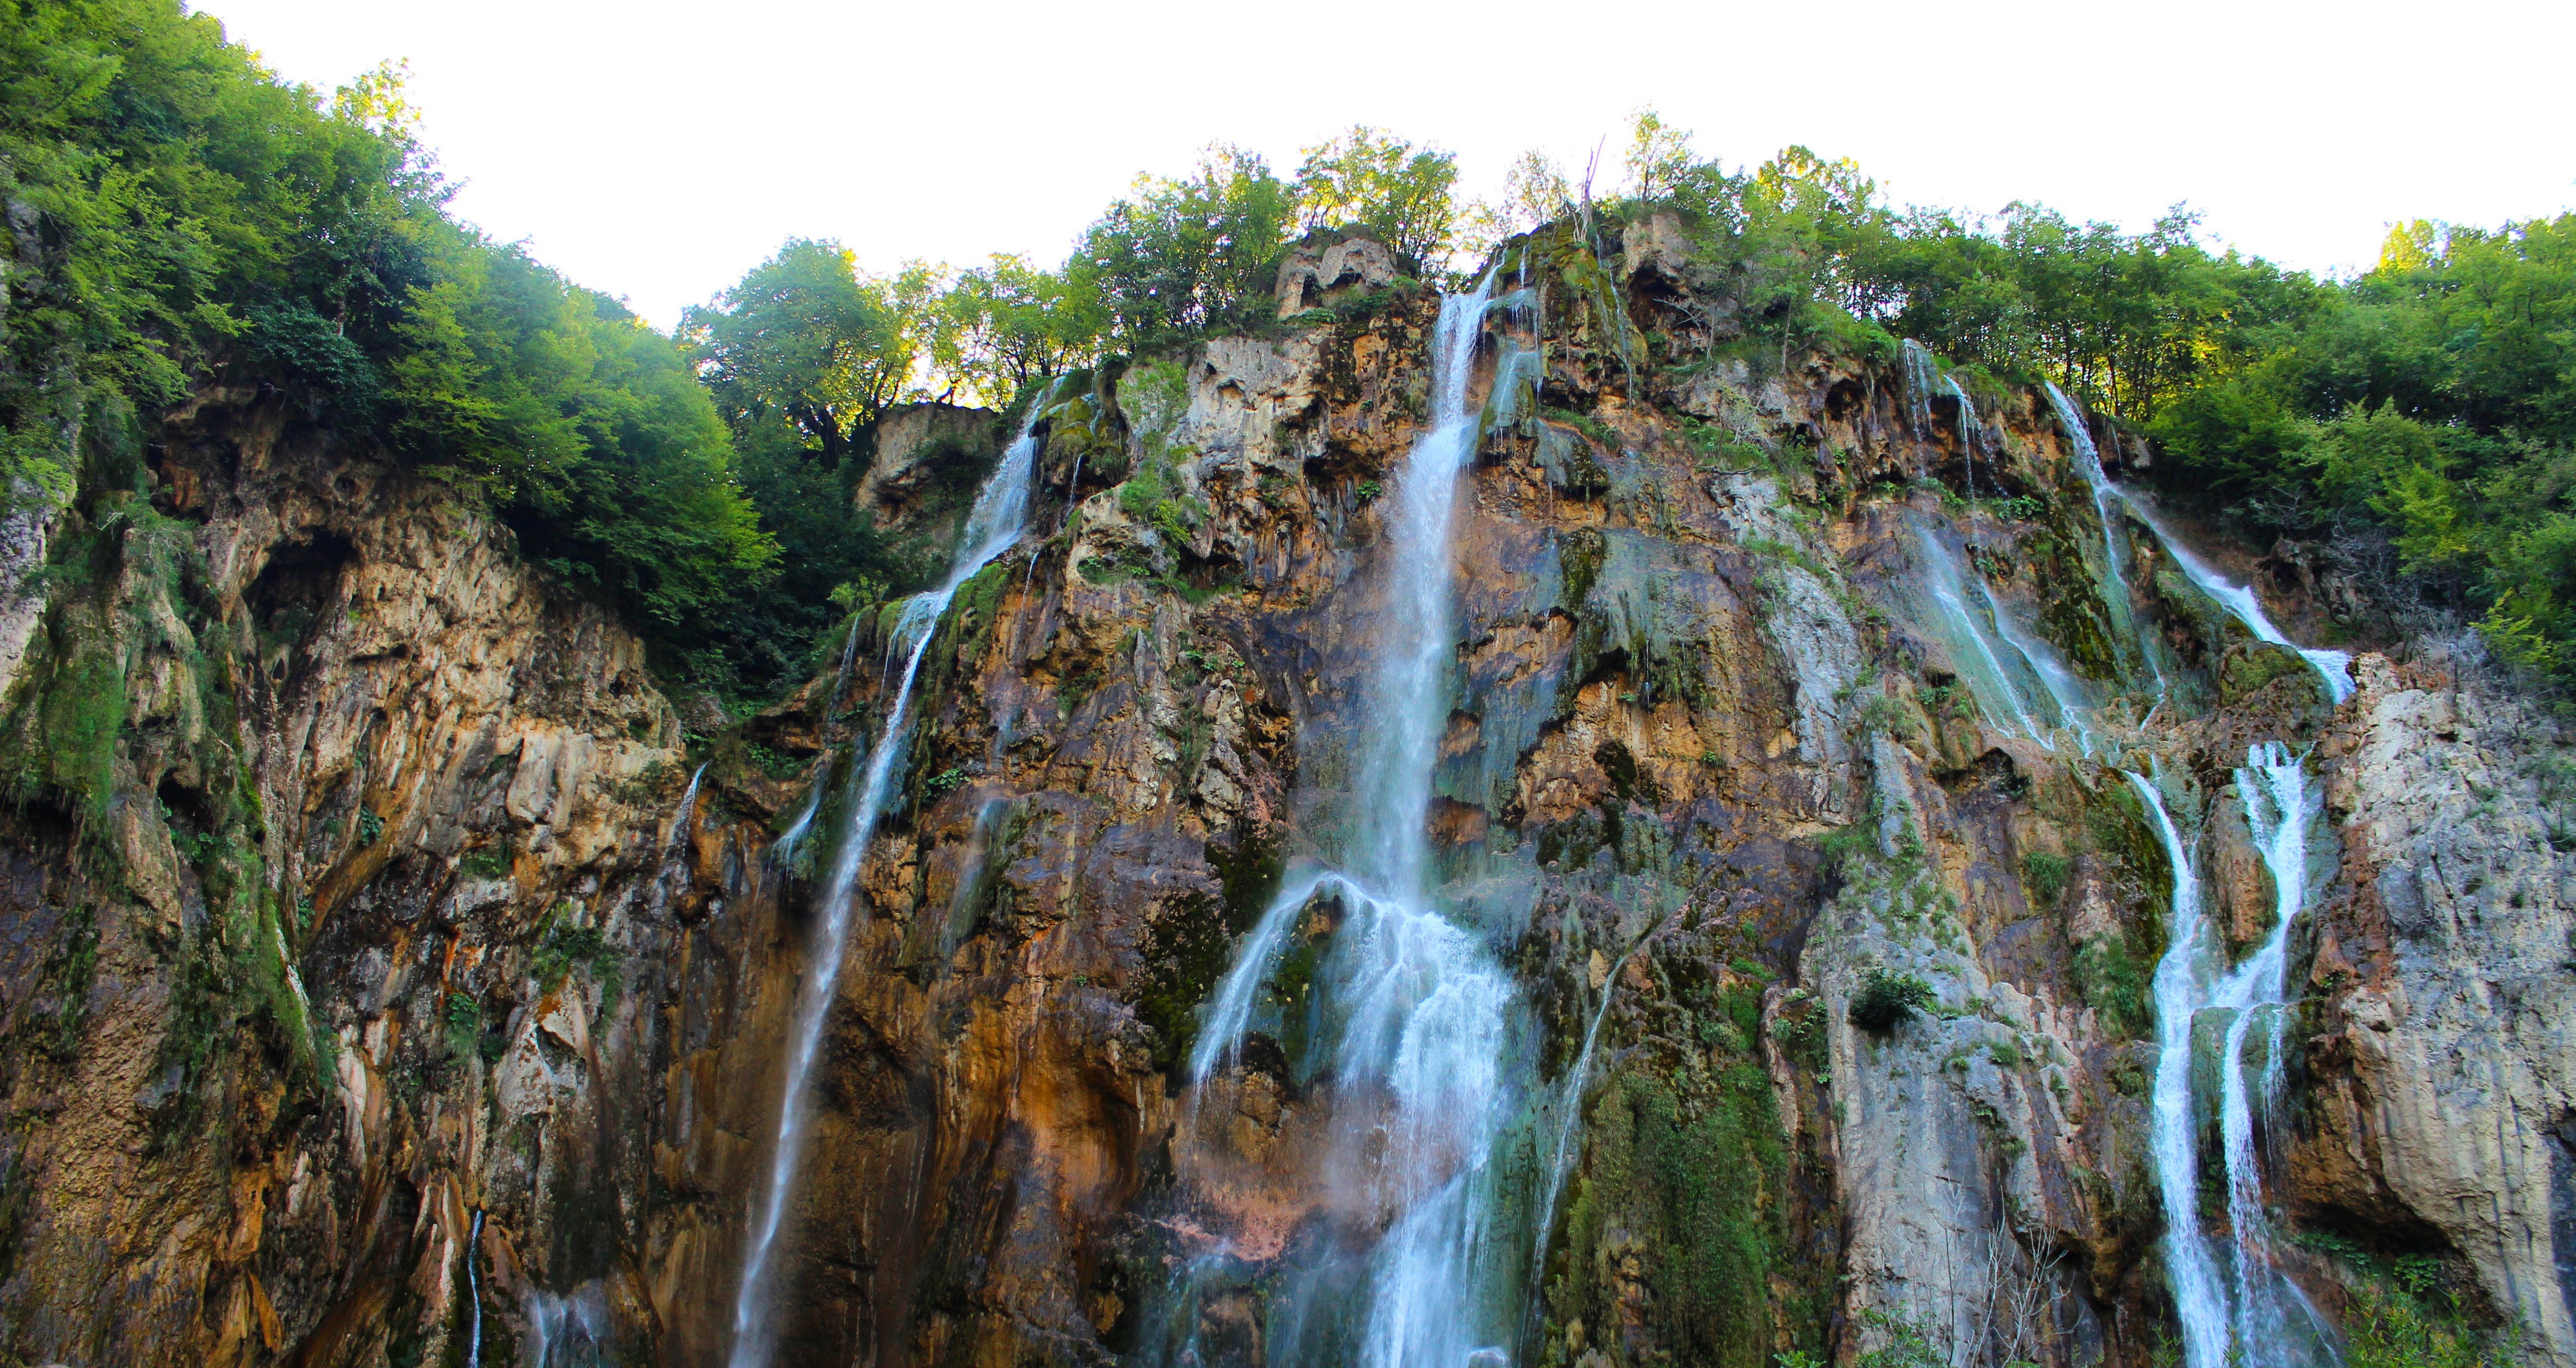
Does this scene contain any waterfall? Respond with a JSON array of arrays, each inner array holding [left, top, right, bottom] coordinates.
[[2040, 381, 2168, 697], [1526, 940, 1640, 1334], [2111, 489, 2354, 705], [669, 764, 706, 847], [1909, 521, 2052, 747], [1945, 375, 1980, 500], [726, 411, 1043, 1368], [1902, 339, 1942, 440], [1187, 277, 1523, 1367], [526, 1284, 610, 1367], [1976, 578, 2096, 754], [464, 1208, 484, 1368], [775, 617, 867, 859], [2131, 771, 2233, 1368], [2134, 753, 2340, 1368]]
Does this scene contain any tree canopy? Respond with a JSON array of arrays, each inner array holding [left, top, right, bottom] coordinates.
[[8, 9, 2568, 697]]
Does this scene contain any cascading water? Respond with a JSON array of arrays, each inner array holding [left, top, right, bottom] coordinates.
[[2121, 498, 2354, 705], [2042, 381, 2168, 696], [1909, 521, 2053, 746], [2130, 772, 2233, 1368], [774, 619, 866, 859], [726, 408, 1043, 1368], [1186, 277, 1526, 1367], [2134, 751, 2339, 1368]]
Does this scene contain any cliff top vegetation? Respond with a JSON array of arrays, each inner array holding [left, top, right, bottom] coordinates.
[[7, 0, 2571, 700]]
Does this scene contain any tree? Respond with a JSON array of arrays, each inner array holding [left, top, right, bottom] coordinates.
[[678, 238, 913, 468], [930, 255, 1105, 409], [1291, 126, 1459, 265], [1067, 145, 1296, 345]]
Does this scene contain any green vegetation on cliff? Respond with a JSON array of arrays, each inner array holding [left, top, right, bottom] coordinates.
[[0, 0, 771, 649], [8, 6, 2568, 696]]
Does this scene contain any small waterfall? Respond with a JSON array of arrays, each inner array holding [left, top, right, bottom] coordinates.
[[2042, 381, 2167, 695], [1526, 939, 1640, 1334], [775, 617, 868, 859], [1976, 578, 2096, 754], [1909, 521, 2052, 747], [464, 1208, 484, 1368], [1902, 339, 1943, 439], [526, 1284, 611, 1367], [669, 764, 706, 846], [2134, 753, 2340, 1368], [2130, 771, 2232, 1368], [727, 412, 1043, 1368], [1945, 374, 1980, 500], [1187, 277, 1524, 1367], [2118, 496, 2353, 705]]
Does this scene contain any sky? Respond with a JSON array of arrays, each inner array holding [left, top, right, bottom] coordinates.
[[195, 0, 2576, 330]]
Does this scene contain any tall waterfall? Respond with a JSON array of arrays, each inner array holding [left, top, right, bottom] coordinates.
[[1188, 277, 1523, 1367], [2133, 751, 2339, 1368], [726, 410, 1043, 1368]]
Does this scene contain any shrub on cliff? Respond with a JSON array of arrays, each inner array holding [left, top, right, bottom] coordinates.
[[1848, 968, 1936, 1035]]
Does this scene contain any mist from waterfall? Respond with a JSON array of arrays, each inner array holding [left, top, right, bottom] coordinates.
[[726, 405, 1043, 1368]]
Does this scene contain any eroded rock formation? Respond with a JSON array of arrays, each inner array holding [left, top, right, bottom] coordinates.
[[0, 223, 2564, 1368]]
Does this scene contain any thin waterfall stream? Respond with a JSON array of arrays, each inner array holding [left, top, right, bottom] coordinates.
[[727, 408, 1044, 1368]]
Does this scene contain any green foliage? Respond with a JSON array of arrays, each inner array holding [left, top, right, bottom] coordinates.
[[2341, 1280, 2513, 1368], [1816, 821, 1876, 878], [1848, 968, 1935, 1035], [2074, 937, 2153, 1040], [1851, 1309, 1949, 1368], [527, 909, 621, 1011], [1, 1, 773, 664], [0, 4, 437, 505], [2020, 850, 2071, 907], [1555, 1066, 1789, 1368], [389, 237, 776, 639], [1290, 127, 1458, 264], [1067, 145, 1298, 348], [677, 238, 916, 468], [927, 254, 1105, 409]]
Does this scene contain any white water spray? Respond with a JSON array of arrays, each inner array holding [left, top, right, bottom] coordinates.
[[464, 1208, 484, 1368], [1189, 277, 1522, 1367], [2135, 752, 2339, 1368], [775, 618, 868, 859], [1911, 522, 2052, 747], [726, 413, 1042, 1368], [2122, 499, 2354, 705], [2131, 772, 2233, 1368]]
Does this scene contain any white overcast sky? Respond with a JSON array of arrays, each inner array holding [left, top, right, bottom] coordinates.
[[194, 0, 2575, 330]]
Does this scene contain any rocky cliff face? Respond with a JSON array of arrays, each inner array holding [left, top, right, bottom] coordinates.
[[0, 221, 2564, 1368]]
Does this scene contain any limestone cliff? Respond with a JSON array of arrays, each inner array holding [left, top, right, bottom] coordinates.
[[0, 220, 2563, 1368]]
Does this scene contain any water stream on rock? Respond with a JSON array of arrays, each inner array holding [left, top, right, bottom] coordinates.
[[1909, 520, 2055, 747], [2123, 497, 2355, 705], [1917, 450, 2341, 1368], [1187, 277, 1525, 1367], [464, 1208, 483, 1368], [727, 408, 1043, 1368], [2043, 382, 2168, 696], [2133, 750, 2339, 1368]]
